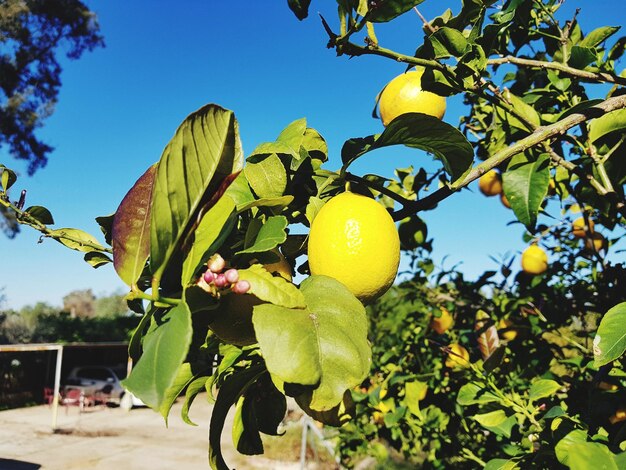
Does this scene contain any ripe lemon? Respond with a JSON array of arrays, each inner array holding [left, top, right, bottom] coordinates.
[[209, 251, 292, 346], [572, 217, 595, 238], [307, 192, 400, 303], [378, 68, 446, 126], [478, 170, 503, 196], [521, 245, 548, 275], [500, 193, 511, 209], [445, 343, 470, 369], [431, 308, 454, 334]]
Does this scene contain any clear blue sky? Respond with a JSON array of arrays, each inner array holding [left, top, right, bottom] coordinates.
[[1, 1, 625, 310]]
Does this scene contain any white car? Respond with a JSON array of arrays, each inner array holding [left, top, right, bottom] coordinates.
[[65, 365, 144, 408]]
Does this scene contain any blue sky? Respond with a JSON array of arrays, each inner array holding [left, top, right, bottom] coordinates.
[[1, 1, 625, 310]]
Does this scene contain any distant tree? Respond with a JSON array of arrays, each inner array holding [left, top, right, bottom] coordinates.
[[62, 289, 95, 318], [0, 0, 104, 236], [94, 291, 130, 317]]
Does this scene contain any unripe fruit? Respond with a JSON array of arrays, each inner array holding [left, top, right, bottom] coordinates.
[[572, 217, 594, 238], [478, 170, 503, 197], [521, 245, 548, 275]]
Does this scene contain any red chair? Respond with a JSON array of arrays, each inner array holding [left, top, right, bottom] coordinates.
[[61, 387, 85, 413], [43, 387, 56, 406]]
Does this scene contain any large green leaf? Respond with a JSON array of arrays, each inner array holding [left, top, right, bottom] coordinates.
[[244, 153, 287, 198], [112, 164, 156, 287], [181, 195, 236, 285], [473, 410, 517, 438], [49, 227, 105, 253], [457, 382, 500, 405], [588, 108, 626, 143], [253, 275, 371, 411], [502, 153, 550, 232], [159, 362, 194, 422], [428, 27, 468, 58], [238, 264, 305, 309], [150, 104, 243, 283], [555, 429, 588, 465], [249, 118, 306, 161], [566, 442, 619, 470], [593, 302, 626, 367], [122, 302, 193, 411], [496, 90, 541, 131], [580, 26, 620, 48], [236, 215, 288, 255], [341, 113, 474, 182], [528, 379, 561, 402], [484, 459, 520, 470], [25, 206, 54, 225], [366, 0, 425, 23]]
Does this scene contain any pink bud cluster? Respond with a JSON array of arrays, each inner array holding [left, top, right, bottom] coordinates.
[[197, 253, 250, 295]]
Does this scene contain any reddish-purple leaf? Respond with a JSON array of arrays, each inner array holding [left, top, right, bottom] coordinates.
[[112, 164, 156, 287]]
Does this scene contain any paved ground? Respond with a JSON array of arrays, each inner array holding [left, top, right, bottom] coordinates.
[[0, 396, 337, 470]]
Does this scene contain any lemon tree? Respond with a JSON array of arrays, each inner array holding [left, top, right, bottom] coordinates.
[[2, 1, 626, 469]]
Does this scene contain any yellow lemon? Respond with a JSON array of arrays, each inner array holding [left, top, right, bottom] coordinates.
[[431, 307, 454, 334], [521, 245, 548, 275], [478, 170, 503, 196], [378, 68, 446, 126], [572, 217, 595, 238], [308, 192, 400, 303], [498, 318, 518, 341], [445, 343, 470, 369], [500, 193, 511, 209]]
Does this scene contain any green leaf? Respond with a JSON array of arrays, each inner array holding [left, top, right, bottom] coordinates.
[[428, 27, 468, 58], [112, 164, 156, 287], [528, 379, 561, 402], [209, 363, 265, 470], [25, 206, 54, 225], [580, 26, 620, 48], [238, 264, 305, 309], [594, 302, 626, 367], [249, 118, 306, 160], [181, 375, 210, 426], [287, 0, 311, 20], [237, 195, 294, 213], [502, 153, 550, 232], [83, 251, 112, 268], [1, 166, 17, 191], [589, 109, 626, 143], [484, 459, 520, 470], [404, 380, 427, 417], [473, 410, 516, 437], [181, 195, 236, 284], [49, 227, 105, 253], [244, 153, 287, 198], [301, 128, 328, 161], [236, 215, 288, 255], [159, 362, 194, 422], [150, 104, 243, 283], [342, 113, 474, 182], [569, 45, 597, 69], [555, 429, 588, 465], [564, 442, 618, 470], [499, 90, 541, 130], [122, 303, 193, 410], [457, 382, 500, 406], [305, 196, 325, 225], [224, 172, 254, 208], [366, 0, 426, 23], [253, 275, 371, 411]]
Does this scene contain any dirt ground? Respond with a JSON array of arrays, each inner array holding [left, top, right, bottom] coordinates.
[[0, 395, 337, 470]]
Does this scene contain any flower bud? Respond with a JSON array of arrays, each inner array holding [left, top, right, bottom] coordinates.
[[214, 273, 229, 288], [207, 253, 226, 273], [224, 268, 239, 284], [232, 280, 251, 294], [203, 270, 215, 284]]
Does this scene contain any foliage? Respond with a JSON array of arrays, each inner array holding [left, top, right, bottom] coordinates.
[[2, 1, 626, 469]]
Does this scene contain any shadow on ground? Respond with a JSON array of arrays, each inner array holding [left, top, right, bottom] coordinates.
[[0, 458, 42, 470]]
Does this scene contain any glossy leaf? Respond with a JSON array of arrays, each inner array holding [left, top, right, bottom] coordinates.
[[580, 26, 620, 48], [237, 195, 294, 213], [122, 302, 193, 410], [49, 227, 105, 253], [342, 113, 473, 182], [588, 108, 626, 143], [150, 105, 243, 283], [593, 302, 626, 367], [236, 215, 288, 255], [244, 153, 287, 198], [159, 362, 194, 422], [367, 0, 425, 23], [301, 127, 328, 161], [25, 206, 53, 225], [566, 442, 620, 470], [528, 379, 561, 402], [569, 45, 597, 69], [182, 375, 210, 426], [555, 429, 588, 465], [0, 165, 17, 191], [112, 164, 156, 287], [484, 459, 520, 470], [473, 410, 516, 437], [457, 382, 500, 406], [253, 275, 371, 411], [249, 118, 306, 160], [83, 251, 112, 268], [238, 264, 305, 309], [428, 27, 468, 58], [502, 153, 550, 232], [499, 90, 541, 130], [181, 195, 236, 285]]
